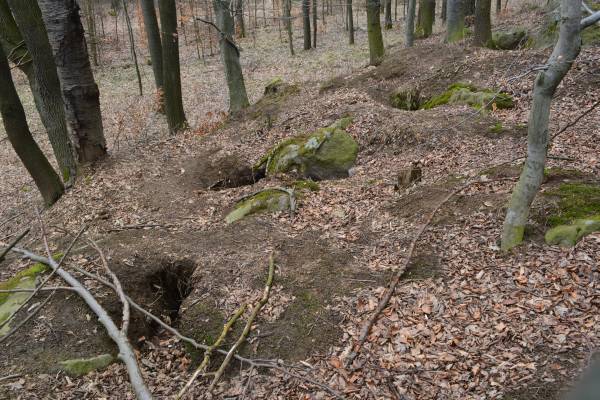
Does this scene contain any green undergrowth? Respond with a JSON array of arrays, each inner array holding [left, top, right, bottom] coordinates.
[[544, 183, 600, 226]]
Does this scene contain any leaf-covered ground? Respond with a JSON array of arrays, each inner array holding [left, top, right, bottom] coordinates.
[[1, 1, 600, 398]]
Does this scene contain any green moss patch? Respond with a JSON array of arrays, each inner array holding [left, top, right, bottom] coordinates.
[[225, 188, 294, 223], [545, 216, 600, 247], [544, 183, 600, 226], [421, 83, 513, 110], [390, 88, 420, 110], [59, 354, 115, 376], [292, 179, 320, 192]]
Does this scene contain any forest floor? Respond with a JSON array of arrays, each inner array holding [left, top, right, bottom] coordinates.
[[1, 1, 600, 399]]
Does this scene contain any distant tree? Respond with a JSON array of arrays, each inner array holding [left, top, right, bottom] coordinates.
[[463, 0, 475, 16], [446, 0, 464, 42], [473, 0, 492, 46], [312, 0, 317, 47], [501, 0, 600, 249], [416, 0, 434, 37], [384, 0, 393, 29], [496, 0, 501, 14], [284, 0, 294, 55], [348, 0, 355, 44], [158, 0, 187, 133], [140, 0, 164, 92], [302, 0, 311, 49], [0, 45, 64, 206], [82, 0, 99, 66], [7, 0, 77, 183], [441, 0, 447, 22], [37, 0, 107, 163], [366, 0, 384, 65], [405, 0, 417, 46], [213, 0, 250, 113], [235, 0, 246, 38]]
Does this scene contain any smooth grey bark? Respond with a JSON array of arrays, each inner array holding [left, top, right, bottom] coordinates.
[[213, 0, 250, 113], [37, 0, 106, 164], [446, 0, 464, 42], [7, 0, 77, 183], [405, 0, 416, 46], [302, 0, 311, 49], [348, 0, 355, 44], [140, 0, 164, 91], [284, 0, 294, 55], [501, 0, 583, 250], [158, 0, 187, 133], [0, 45, 64, 207], [367, 0, 385, 65], [312, 0, 317, 47], [473, 0, 492, 46]]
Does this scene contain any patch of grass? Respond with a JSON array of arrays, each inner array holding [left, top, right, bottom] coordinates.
[[0, 262, 49, 305], [545, 183, 600, 226], [489, 121, 504, 134]]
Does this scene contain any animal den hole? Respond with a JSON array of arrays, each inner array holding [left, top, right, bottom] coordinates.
[[148, 260, 196, 330]]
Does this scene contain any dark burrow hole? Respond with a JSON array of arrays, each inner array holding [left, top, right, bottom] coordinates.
[[148, 260, 196, 330], [208, 167, 264, 190]]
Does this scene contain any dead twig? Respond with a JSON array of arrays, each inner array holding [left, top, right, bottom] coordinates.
[[0, 374, 21, 382], [551, 98, 600, 141], [89, 239, 130, 335], [0, 228, 29, 263], [208, 255, 275, 392], [177, 304, 247, 399]]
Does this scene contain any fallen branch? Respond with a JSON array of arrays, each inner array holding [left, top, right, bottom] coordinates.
[[13, 234, 152, 400], [345, 179, 491, 367], [90, 239, 130, 335], [0, 228, 29, 263], [0, 374, 21, 382], [208, 255, 275, 392], [177, 304, 247, 399]]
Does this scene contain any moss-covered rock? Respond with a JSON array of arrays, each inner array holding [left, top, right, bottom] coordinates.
[[390, 88, 420, 110], [421, 83, 513, 110], [292, 179, 320, 192], [225, 188, 294, 223], [59, 354, 115, 376], [493, 29, 528, 50], [0, 262, 50, 336], [253, 118, 358, 180], [545, 183, 600, 226], [545, 216, 600, 247]]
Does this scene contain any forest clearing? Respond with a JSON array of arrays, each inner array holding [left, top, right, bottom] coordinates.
[[1, 0, 600, 398]]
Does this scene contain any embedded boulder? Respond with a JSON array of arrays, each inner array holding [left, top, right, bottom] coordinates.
[[253, 118, 358, 180], [545, 216, 600, 247], [225, 188, 295, 223], [421, 83, 514, 110], [493, 29, 528, 50]]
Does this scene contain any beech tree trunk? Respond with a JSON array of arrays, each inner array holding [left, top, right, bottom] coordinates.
[[312, 0, 317, 47], [158, 0, 187, 133], [213, 0, 250, 113], [7, 0, 77, 183], [37, 0, 107, 164], [501, 0, 583, 250], [405, 0, 416, 46], [0, 45, 64, 206], [140, 0, 164, 91], [83, 0, 99, 66], [367, 0, 384, 65], [446, 0, 464, 42], [302, 0, 311, 49], [473, 0, 492, 46], [235, 0, 246, 38], [416, 0, 434, 37], [348, 0, 355, 44], [441, 0, 447, 21]]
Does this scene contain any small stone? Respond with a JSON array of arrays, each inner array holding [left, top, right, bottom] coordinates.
[[59, 354, 115, 376]]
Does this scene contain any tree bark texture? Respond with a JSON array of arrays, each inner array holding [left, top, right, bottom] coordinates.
[[284, 0, 294, 55], [312, 0, 317, 47], [38, 0, 106, 163], [416, 0, 434, 37], [367, 0, 384, 65], [405, 0, 416, 46], [235, 0, 246, 38], [446, 0, 464, 42], [385, 0, 393, 28], [140, 0, 164, 90], [473, 0, 492, 46], [501, 0, 582, 249], [0, 45, 64, 206], [348, 0, 355, 44], [302, 0, 311, 49]]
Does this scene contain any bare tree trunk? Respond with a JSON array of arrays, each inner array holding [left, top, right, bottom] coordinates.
[[188, 0, 205, 61], [213, 0, 250, 113], [302, 0, 311, 49], [312, 0, 317, 47], [121, 0, 143, 96], [384, 0, 392, 28], [405, 0, 416, 46], [416, 0, 434, 37], [473, 0, 492, 46], [140, 0, 164, 90], [446, 0, 464, 42], [159, 0, 188, 132], [235, 0, 246, 37], [38, 0, 107, 164], [83, 0, 99, 66], [284, 0, 294, 55], [367, 0, 384, 65], [348, 0, 355, 44], [0, 45, 64, 206], [501, 0, 583, 250], [496, 0, 501, 14], [441, 0, 447, 22], [7, 0, 77, 183]]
